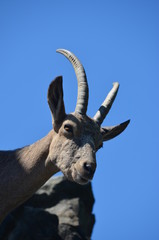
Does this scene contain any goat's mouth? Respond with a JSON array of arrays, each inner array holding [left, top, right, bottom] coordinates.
[[63, 165, 94, 185], [72, 168, 92, 185], [75, 173, 90, 185]]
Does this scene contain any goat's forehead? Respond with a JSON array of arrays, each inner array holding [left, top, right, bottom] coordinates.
[[66, 113, 101, 136]]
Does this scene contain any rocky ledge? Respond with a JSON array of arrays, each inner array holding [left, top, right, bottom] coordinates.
[[0, 176, 95, 240]]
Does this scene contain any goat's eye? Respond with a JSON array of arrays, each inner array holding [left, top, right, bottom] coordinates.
[[64, 124, 73, 134]]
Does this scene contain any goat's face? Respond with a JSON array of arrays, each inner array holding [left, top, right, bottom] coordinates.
[[47, 49, 130, 185], [49, 113, 103, 184]]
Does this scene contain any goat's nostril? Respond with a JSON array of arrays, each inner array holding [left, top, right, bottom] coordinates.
[[83, 162, 93, 175]]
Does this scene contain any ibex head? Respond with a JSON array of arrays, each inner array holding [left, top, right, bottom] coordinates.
[[47, 49, 130, 185]]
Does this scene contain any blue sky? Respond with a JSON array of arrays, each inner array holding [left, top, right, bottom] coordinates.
[[0, 1, 158, 239]]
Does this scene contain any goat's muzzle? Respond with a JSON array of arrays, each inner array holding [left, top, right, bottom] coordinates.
[[73, 158, 96, 185]]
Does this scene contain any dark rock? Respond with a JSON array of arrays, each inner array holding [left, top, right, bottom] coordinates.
[[0, 176, 95, 240]]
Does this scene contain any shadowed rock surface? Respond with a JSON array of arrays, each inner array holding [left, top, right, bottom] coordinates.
[[0, 176, 95, 240]]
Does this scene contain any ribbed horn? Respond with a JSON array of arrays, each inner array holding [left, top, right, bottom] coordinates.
[[93, 82, 119, 125], [56, 49, 88, 115]]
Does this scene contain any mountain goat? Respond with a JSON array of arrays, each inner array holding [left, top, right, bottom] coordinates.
[[0, 49, 130, 223]]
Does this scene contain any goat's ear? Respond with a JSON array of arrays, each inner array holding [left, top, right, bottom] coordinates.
[[101, 120, 130, 141], [47, 76, 66, 132]]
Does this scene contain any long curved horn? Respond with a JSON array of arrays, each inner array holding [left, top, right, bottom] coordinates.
[[93, 82, 119, 125], [56, 49, 88, 115]]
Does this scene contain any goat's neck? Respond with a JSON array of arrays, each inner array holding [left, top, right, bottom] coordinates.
[[8, 130, 59, 191], [0, 130, 59, 222], [16, 130, 58, 178]]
